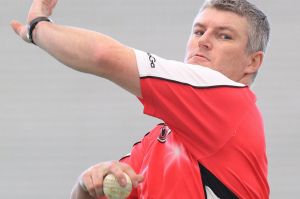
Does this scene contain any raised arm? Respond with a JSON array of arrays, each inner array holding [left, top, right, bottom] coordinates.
[[11, 0, 141, 96]]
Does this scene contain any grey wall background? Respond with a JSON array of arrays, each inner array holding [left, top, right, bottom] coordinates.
[[1, 0, 299, 198]]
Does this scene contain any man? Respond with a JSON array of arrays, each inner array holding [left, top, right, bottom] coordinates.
[[11, 0, 270, 198]]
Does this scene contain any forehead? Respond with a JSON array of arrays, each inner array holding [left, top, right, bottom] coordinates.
[[193, 8, 249, 35]]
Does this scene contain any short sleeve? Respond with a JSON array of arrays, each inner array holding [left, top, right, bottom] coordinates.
[[134, 49, 254, 158]]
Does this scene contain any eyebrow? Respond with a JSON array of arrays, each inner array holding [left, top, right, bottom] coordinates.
[[193, 22, 238, 34]]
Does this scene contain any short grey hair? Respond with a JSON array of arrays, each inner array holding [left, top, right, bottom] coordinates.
[[200, 0, 270, 53]]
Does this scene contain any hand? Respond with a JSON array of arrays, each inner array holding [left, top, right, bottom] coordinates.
[[10, 0, 58, 42], [79, 161, 144, 198]]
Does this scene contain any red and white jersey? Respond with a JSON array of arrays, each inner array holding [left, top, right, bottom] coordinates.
[[121, 50, 269, 198]]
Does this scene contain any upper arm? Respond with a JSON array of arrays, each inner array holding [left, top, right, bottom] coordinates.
[[95, 41, 141, 97]]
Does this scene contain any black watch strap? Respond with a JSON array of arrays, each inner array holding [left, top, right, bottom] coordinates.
[[27, 16, 52, 45]]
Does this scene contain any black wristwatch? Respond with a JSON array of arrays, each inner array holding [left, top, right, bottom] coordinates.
[[27, 16, 52, 45]]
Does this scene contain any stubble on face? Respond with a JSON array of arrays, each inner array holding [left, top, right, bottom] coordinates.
[[184, 8, 252, 82]]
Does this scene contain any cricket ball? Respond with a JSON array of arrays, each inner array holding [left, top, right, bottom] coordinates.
[[103, 173, 132, 199]]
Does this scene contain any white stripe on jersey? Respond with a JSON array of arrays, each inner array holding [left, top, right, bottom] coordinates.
[[134, 49, 245, 88], [205, 186, 221, 199]]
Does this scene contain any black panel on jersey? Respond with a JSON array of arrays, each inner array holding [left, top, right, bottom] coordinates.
[[199, 164, 239, 199]]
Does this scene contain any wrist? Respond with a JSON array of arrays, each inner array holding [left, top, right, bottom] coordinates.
[[27, 16, 52, 45]]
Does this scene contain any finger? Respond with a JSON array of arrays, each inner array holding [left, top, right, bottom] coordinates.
[[49, 0, 58, 12], [42, 0, 58, 16], [79, 177, 88, 192], [27, 0, 55, 22], [91, 168, 106, 197], [132, 174, 144, 188], [82, 174, 97, 198], [10, 20, 23, 35], [120, 163, 144, 187], [10, 20, 30, 42], [109, 161, 128, 187]]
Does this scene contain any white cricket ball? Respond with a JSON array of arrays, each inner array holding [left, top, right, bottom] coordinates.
[[103, 173, 132, 199]]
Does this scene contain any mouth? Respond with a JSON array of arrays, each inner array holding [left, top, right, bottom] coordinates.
[[188, 53, 210, 64], [194, 54, 210, 61]]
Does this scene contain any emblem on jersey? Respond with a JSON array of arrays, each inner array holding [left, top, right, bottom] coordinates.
[[147, 52, 156, 68], [157, 125, 171, 143]]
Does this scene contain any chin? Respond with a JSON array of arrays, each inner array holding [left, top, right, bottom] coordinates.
[[187, 60, 211, 68], [186, 56, 211, 66]]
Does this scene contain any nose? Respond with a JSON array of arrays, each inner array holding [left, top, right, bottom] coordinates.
[[197, 32, 212, 50]]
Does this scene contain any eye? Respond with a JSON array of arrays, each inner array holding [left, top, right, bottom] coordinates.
[[193, 29, 205, 36], [219, 33, 232, 40]]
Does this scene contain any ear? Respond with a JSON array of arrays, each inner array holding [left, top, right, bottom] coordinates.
[[245, 51, 264, 74]]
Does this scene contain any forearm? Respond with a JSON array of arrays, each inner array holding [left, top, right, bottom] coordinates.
[[11, 1, 141, 95], [32, 21, 122, 77]]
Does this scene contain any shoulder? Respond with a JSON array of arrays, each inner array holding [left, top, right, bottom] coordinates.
[[134, 49, 245, 88]]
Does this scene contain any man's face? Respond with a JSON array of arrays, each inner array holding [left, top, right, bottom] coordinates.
[[184, 8, 253, 83]]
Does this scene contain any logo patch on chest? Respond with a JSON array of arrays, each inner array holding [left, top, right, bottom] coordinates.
[[157, 125, 171, 143]]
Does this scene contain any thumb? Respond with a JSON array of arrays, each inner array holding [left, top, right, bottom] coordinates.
[[136, 174, 144, 183], [10, 20, 30, 42], [132, 174, 144, 188]]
